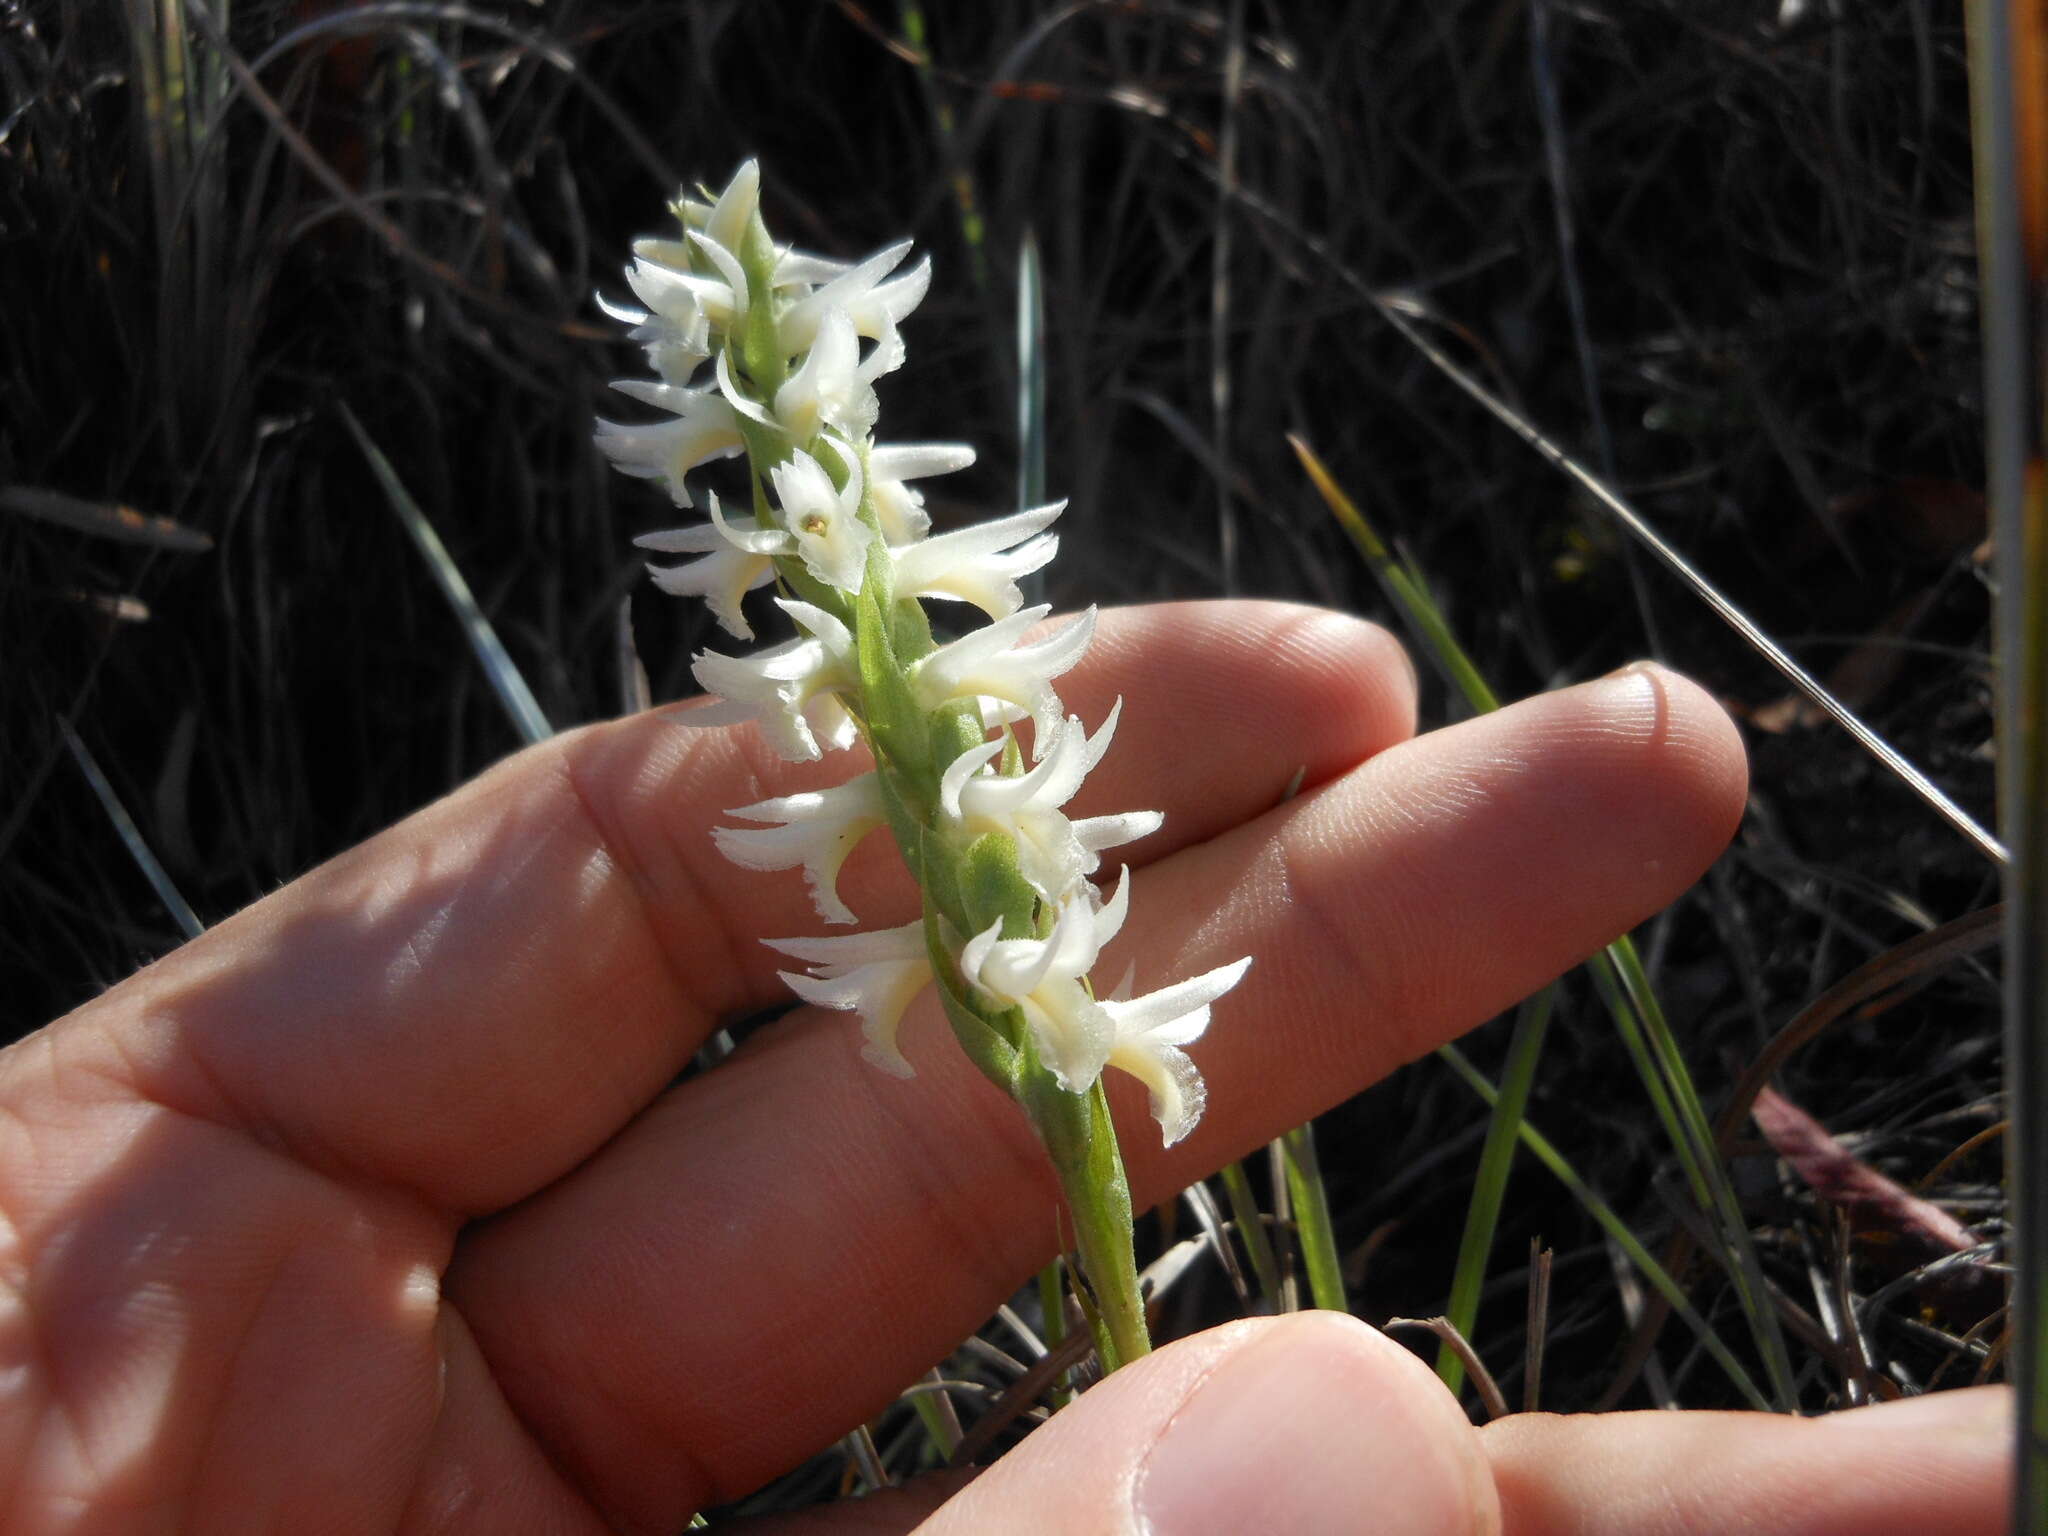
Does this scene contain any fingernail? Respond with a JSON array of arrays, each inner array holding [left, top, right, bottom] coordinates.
[[1598, 659, 1661, 682], [1135, 1316, 1481, 1536]]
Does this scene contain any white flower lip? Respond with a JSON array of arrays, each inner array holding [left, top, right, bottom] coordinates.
[[636, 491, 782, 639]]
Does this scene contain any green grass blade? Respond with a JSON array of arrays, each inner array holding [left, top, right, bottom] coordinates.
[[900, 0, 988, 290], [61, 720, 204, 942], [1035, 1257, 1073, 1409], [342, 405, 553, 747], [1278, 1123, 1346, 1312], [1218, 1160, 1283, 1305], [1439, 1044, 1772, 1412], [1289, 434, 1500, 712], [1016, 228, 1046, 514], [906, 1372, 960, 1460], [1296, 432, 1792, 1406], [1438, 984, 1554, 1397]]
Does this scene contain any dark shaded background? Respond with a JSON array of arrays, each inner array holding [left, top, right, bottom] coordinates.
[[0, 0, 2005, 1430]]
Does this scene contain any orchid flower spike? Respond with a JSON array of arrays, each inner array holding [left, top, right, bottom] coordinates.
[[600, 165, 1252, 1172]]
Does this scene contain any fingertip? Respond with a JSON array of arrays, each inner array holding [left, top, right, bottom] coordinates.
[[1135, 1311, 1497, 1536], [922, 1312, 1498, 1535], [1571, 661, 1749, 888]]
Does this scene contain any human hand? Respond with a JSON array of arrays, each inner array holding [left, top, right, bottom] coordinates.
[[2, 602, 2007, 1533]]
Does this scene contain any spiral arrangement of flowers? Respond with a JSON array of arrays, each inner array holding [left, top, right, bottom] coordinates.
[[598, 162, 1250, 1366]]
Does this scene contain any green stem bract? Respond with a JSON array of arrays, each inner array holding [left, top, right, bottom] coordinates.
[[737, 209, 787, 400]]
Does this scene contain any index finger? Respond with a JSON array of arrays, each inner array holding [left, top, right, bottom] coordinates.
[[20, 602, 1415, 1219]]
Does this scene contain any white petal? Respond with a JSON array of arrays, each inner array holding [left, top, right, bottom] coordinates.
[[704, 159, 760, 260], [937, 737, 1006, 820], [1101, 956, 1253, 1046], [890, 502, 1065, 619], [870, 443, 977, 483], [765, 918, 926, 972], [1071, 810, 1164, 857]]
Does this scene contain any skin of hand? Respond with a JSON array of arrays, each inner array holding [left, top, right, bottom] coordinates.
[[0, 600, 2009, 1535]]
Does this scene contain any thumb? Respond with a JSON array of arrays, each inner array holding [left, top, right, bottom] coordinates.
[[916, 1310, 1500, 1535]]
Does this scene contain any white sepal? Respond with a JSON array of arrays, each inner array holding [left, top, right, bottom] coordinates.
[[868, 442, 977, 544], [713, 773, 886, 926], [778, 240, 922, 351]]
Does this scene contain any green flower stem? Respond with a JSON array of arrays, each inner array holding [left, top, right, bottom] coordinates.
[[1023, 1068, 1152, 1369], [717, 196, 1153, 1378]]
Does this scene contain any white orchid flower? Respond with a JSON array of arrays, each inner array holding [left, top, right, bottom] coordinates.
[[773, 307, 878, 442], [1101, 956, 1253, 1147], [868, 442, 976, 544], [633, 490, 788, 640], [691, 599, 860, 761], [594, 382, 744, 507], [714, 773, 886, 926], [771, 442, 873, 593], [912, 604, 1097, 751], [778, 241, 933, 353], [766, 921, 933, 1079], [939, 701, 1161, 897], [959, 875, 1132, 1094], [891, 501, 1062, 619]]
